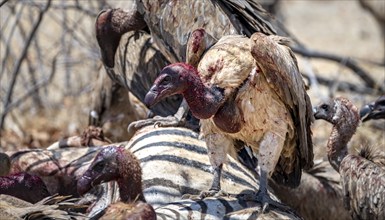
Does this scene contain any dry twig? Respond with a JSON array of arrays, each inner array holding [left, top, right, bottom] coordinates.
[[0, 0, 52, 130]]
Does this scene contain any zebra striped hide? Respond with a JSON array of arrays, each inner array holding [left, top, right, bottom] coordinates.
[[127, 126, 267, 207], [155, 197, 300, 220], [6, 126, 301, 219]]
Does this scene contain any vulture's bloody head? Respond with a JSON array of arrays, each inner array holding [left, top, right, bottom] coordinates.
[[0, 172, 51, 203], [77, 146, 123, 196], [144, 63, 196, 107]]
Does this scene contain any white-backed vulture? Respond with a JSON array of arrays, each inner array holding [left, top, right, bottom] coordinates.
[[77, 145, 156, 220], [314, 97, 385, 220], [143, 32, 314, 211]]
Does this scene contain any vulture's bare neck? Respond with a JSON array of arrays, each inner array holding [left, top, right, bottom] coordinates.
[[182, 69, 226, 119], [327, 100, 360, 171], [116, 150, 145, 203], [111, 9, 146, 34], [96, 9, 146, 68]]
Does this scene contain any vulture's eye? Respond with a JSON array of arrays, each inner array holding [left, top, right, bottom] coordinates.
[[161, 75, 172, 84], [93, 161, 105, 171], [320, 104, 329, 110]]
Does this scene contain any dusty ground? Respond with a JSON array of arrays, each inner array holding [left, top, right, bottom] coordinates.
[[0, 0, 384, 155]]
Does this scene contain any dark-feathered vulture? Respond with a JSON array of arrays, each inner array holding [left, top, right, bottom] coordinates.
[[314, 97, 385, 220], [360, 95, 385, 122], [95, 0, 276, 126], [144, 32, 314, 211], [77, 146, 156, 220]]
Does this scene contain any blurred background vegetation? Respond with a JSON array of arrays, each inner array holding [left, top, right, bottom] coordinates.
[[0, 0, 384, 157]]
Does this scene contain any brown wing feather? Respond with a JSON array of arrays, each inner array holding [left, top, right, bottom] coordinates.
[[216, 0, 276, 36], [340, 154, 385, 219], [250, 33, 314, 170], [138, 0, 276, 63]]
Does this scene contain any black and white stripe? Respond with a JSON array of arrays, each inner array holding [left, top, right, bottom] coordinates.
[[125, 126, 262, 208]]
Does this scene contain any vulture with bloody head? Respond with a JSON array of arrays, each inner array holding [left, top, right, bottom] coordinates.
[[144, 31, 314, 210]]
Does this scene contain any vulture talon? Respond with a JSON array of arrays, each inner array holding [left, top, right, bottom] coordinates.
[[153, 115, 185, 128], [237, 191, 291, 213], [199, 189, 229, 199], [128, 116, 185, 134], [182, 190, 229, 201]]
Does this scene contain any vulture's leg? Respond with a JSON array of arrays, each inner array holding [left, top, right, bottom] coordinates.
[[184, 133, 232, 199], [127, 99, 190, 133], [181, 134, 231, 199], [256, 132, 291, 212], [239, 132, 291, 212]]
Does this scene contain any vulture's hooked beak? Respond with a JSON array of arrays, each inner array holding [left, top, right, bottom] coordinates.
[[313, 106, 323, 120], [77, 173, 93, 196], [359, 104, 373, 121], [144, 85, 161, 107], [312, 107, 319, 119]]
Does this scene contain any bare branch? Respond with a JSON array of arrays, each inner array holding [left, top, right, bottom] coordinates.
[[1, 55, 57, 118], [292, 46, 383, 93], [23, 0, 98, 17], [273, 17, 384, 93], [302, 72, 377, 95], [0, 0, 9, 7], [0, 0, 51, 130], [0, 3, 26, 79], [301, 59, 326, 100]]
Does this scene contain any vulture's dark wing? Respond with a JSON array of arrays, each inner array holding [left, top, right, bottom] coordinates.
[[216, 0, 276, 36], [137, 0, 276, 63], [105, 31, 181, 117]]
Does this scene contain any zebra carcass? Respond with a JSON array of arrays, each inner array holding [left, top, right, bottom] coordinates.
[[5, 126, 300, 219]]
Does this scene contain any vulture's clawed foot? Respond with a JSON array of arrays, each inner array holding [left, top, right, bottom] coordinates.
[[237, 190, 291, 213], [182, 189, 229, 200], [153, 115, 186, 127], [128, 116, 185, 133]]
